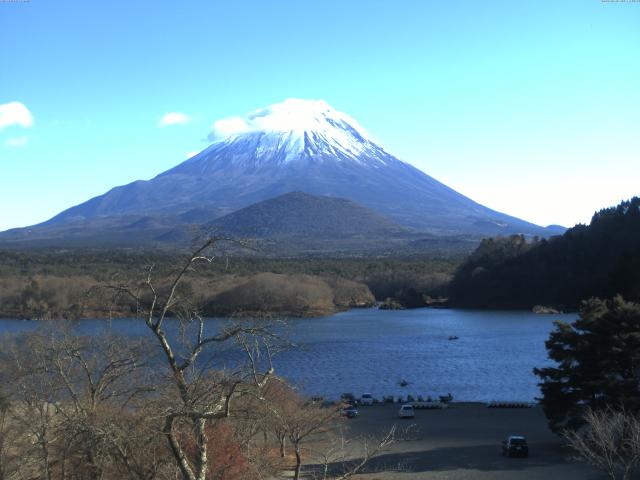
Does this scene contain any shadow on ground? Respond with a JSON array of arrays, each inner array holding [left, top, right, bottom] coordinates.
[[305, 443, 583, 477]]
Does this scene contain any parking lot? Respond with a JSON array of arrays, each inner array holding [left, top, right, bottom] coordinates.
[[316, 402, 604, 480]]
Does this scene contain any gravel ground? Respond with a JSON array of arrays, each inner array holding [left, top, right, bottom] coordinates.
[[305, 403, 604, 480]]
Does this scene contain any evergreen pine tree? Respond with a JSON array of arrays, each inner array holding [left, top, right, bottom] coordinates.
[[535, 296, 640, 433]]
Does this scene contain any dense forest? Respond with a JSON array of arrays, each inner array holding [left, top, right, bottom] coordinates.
[[0, 251, 458, 319], [449, 197, 640, 309]]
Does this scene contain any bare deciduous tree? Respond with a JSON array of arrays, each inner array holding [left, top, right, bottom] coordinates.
[[107, 238, 278, 480], [0, 329, 167, 480], [259, 381, 340, 480], [314, 425, 397, 480], [0, 238, 398, 480], [286, 401, 338, 480], [0, 389, 20, 480], [564, 407, 640, 480]]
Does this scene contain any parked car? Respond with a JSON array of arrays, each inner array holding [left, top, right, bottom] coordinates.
[[502, 436, 529, 457], [341, 404, 358, 418], [398, 404, 415, 418], [341, 392, 357, 404], [439, 393, 453, 403], [361, 393, 374, 406]]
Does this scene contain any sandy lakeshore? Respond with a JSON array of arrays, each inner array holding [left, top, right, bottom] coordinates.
[[306, 403, 604, 480]]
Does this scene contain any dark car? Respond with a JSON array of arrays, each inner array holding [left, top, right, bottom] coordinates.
[[341, 404, 358, 418], [341, 393, 357, 404], [502, 436, 529, 457]]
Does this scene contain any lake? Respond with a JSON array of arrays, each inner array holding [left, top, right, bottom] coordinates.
[[0, 308, 576, 402]]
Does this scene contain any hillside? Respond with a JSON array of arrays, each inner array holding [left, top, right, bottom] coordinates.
[[0, 249, 458, 320], [208, 191, 407, 238], [449, 197, 640, 309]]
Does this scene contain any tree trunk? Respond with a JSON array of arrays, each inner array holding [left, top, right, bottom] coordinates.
[[293, 445, 302, 480], [194, 418, 209, 480], [280, 437, 286, 458], [40, 434, 53, 480], [164, 417, 196, 480], [86, 449, 101, 480]]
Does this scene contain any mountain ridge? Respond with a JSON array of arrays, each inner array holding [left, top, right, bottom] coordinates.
[[1, 98, 565, 250]]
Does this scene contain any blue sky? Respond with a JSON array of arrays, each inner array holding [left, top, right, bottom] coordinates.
[[1, 0, 639, 231]]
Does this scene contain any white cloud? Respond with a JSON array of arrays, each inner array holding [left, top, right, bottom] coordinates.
[[4, 136, 28, 147], [159, 112, 190, 127], [185, 150, 200, 159], [0, 102, 34, 130], [210, 116, 249, 139]]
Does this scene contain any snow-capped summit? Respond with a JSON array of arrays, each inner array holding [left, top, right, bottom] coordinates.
[[210, 98, 372, 142], [200, 99, 387, 166]]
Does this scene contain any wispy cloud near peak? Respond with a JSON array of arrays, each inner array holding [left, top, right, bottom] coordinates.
[[159, 112, 190, 127]]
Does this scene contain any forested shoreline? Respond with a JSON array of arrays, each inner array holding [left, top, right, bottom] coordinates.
[[0, 252, 457, 320], [449, 197, 640, 310], [2, 198, 638, 320]]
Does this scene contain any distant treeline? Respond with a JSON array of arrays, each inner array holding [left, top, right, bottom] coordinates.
[[0, 251, 459, 319], [5, 199, 639, 318], [449, 197, 640, 309], [0, 250, 459, 282]]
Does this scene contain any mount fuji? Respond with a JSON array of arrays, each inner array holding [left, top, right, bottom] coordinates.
[[1, 99, 563, 250]]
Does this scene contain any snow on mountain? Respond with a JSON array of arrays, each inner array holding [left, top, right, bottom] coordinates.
[[201, 98, 389, 166], [4, 98, 563, 242], [210, 99, 371, 142]]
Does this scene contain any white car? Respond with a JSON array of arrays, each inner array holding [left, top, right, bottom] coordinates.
[[398, 404, 415, 418], [361, 393, 374, 406]]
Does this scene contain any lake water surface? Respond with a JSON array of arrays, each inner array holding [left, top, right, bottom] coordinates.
[[0, 308, 576, 402]]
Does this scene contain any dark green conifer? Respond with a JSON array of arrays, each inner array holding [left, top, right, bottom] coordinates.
[[535, 296, 640, 433]]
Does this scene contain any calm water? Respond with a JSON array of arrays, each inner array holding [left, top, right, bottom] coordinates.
[[0, 308, 576, 402]]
